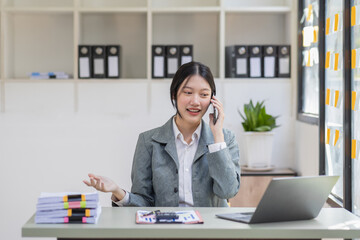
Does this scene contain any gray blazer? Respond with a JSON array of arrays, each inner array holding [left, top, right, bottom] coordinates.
[[125, 117, 240, 207]]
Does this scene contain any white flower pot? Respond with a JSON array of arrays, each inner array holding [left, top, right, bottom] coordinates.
[[242, 131, 275, 169]]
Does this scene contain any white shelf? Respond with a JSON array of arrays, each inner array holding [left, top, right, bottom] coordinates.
[[0, 0, 296, 113], [4, 79, 76, 83], [77, 79, 148, 83], [78, 8, 148, 13], [3, 7, 74, 13], [224, 6, 291, 13], [151, 7, 221, 13]]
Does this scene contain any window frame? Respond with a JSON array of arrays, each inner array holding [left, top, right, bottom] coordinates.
[[297, 0, 321, 125]]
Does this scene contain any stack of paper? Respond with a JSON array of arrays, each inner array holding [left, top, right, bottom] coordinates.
[[35, 192, 101, 224]]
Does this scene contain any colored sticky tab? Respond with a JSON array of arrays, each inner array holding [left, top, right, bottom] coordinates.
[[306, 50, 311, 66], [307, 4, 313, 21], [352, 6, 356, 27], [334, 90, 340, 107], [352, 139, 357, 159], [326, 88, 331, 105], [64, 202, 69, 209], [334, 53, 339, 71], [334, 14, 339, 32], [326, 128, 330, 144], [334, 129, 340, 146], [326, 18, 330, 35], [82, 217, 87, 223], [325, 51, 330, 68], [80, 201, 86, 208], [352, 49, 357, 69], [81, 194, 86, 201], [313, 26, 318, 43], [64, 217, 69, 223], [63, 196, 68, 202], [352, 91, 357, 110], [86, 209, 90, 217], [68, 209, 72, 217]]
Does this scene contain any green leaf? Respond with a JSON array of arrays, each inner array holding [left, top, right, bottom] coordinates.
[[238, 99, 280, 132]]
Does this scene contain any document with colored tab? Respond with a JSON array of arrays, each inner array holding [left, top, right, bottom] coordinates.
[[136, 210, 203, 224], [35, 206, 101, 224], [36, 208, 99, 218], [36, 201, 99, 211], [37, 192, 99, 204]]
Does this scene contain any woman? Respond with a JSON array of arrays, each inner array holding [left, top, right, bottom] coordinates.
[[84, 62, 240, 207]]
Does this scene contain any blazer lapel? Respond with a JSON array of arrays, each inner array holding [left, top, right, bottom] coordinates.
[[193, 120, 214, 163], [152, 117, 179, 169]]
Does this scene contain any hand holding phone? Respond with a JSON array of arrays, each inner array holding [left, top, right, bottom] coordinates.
[[213, 104, 218, 125]]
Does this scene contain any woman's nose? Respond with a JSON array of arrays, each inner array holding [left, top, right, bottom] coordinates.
[[190, 94, 200, 105]]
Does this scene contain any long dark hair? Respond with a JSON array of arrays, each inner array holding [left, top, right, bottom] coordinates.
[[170, 62, 216, 117]]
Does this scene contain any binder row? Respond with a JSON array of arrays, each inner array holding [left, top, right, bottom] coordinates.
[[225, 45, 291, 78], [78, 45, 121, 79], [152, 45, 193, 78]]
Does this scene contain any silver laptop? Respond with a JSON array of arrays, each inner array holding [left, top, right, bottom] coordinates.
[[216, 175, 339, 224]]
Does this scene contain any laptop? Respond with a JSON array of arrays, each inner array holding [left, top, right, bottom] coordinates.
[[216, 175, 339, 224]]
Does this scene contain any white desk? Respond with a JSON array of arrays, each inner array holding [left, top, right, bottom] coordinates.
[[22, 207, 360, 239]]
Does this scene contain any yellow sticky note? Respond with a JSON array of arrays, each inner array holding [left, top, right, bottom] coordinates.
[[352, 139, 357, 159], [326, 88, 330, 105], [326, 128, 330, 144], [334, 14, 339, 32], [306, 50, 311, 67], [325, 51, 330, 69], [334, 129, 340, 146], [313, 26, 318, 43], [352, 49, 357, 69], [326, 18, 330, 35], [352, 6, 356, 27], [334, 90, 340, 107], [352, 91, 357, 110], [307, 4, 313, 21], [334, 53, 339, 71]]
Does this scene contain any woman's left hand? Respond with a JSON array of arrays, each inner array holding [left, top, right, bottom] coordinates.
[[209, 96, 225, 143]]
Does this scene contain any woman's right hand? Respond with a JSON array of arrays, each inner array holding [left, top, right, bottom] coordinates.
[[83, 173, 126, 200]]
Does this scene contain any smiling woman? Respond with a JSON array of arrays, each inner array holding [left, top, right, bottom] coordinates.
[[83, 62, 241, 207]]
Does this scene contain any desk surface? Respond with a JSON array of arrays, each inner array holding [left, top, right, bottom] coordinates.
[[22, 207, 360, 239]]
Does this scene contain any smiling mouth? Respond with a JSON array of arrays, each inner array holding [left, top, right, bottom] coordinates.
[[187, 108, 201, 113]]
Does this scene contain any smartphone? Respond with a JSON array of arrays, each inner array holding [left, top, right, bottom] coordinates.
[[213, 104, 218, 125]]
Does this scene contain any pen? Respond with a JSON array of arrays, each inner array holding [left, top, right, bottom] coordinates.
[[141, 210, 160, 217]]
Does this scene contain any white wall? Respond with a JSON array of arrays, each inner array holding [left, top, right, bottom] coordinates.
[[294, 121, 319, 176], [0, 78, 295, 240]]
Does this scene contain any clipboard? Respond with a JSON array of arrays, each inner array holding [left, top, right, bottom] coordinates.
[[136, 210, 204, 224]]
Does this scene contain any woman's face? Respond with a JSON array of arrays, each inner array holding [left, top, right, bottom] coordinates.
[[176, 75, 212, 125]]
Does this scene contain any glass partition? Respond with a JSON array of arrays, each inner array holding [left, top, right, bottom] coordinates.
[[324, 0, 344, 202]]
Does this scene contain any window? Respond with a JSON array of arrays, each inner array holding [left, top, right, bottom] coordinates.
[[298, 0, 320, 124]]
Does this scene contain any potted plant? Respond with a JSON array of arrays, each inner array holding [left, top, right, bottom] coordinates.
[[238, 100, 279, 170]]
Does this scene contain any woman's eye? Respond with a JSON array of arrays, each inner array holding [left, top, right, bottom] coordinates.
[[185, 91, 192, 95], [201, 93, 209, 97]]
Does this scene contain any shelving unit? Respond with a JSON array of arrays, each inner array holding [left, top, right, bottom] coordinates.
[[0, 0, 295, 115]]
